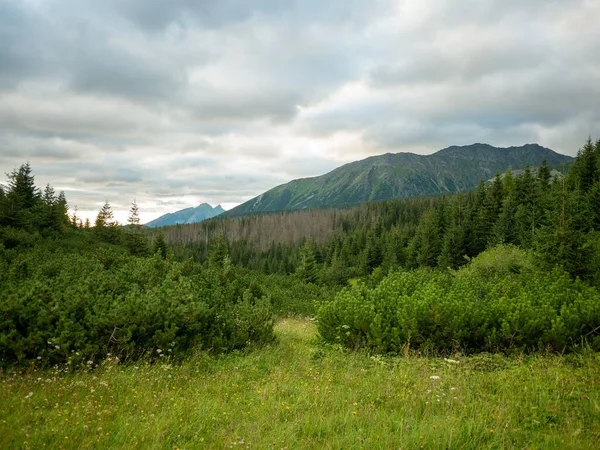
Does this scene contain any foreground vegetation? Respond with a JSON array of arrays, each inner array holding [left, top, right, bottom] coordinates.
[[1, 138, 600, 447], [319, 246, 600, 354], [2, 319, 599, 449]]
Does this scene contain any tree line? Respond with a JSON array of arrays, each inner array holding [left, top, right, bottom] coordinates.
[[161, 138, 600, 286]]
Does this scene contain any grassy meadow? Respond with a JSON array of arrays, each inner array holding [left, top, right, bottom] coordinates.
[[1, 318, 599, 449]]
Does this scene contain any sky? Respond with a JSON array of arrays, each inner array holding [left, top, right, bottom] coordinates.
[[1, 0, 599, 223]]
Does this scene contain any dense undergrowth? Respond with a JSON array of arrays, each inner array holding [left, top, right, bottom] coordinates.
[[318, 246, 600, 354], [0, 234, 275, 367]]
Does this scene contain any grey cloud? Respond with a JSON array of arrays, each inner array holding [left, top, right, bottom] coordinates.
[[1, 0, 599, 222], [96, 0, 390, 32]]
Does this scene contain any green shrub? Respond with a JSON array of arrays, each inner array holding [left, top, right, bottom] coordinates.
[[0, 245, 275, 367], [317, 246, 600, 354]]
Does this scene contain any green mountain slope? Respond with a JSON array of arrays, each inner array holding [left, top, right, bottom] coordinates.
[[225, 143, 572, 216], [146, 203, 224, 228]]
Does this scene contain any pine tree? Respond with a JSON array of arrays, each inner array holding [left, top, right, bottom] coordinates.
[[95, 201, 116, 228], [42, 184, 56, 206], [128, 199, 141, 229], [71, 205, 79, 228], [296, 241, 318, 283], [95, 201, 120, 243], [151, 231, 169, 259], [124, 199, 148, 255], [537, 159, 551, 190], [491, 195, 518, 245], [416, 208, 442, 267], [577, 138, 599, 192], [7, 162, 39, 209], [364, 230, 383, 272], [2, 163, 40, 229], [208, 235, 229, 267]]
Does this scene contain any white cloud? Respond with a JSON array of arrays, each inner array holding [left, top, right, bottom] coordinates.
[[0, 0, 598, 222]]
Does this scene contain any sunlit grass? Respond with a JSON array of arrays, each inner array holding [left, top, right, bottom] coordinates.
[[1, 318, 599, 449]]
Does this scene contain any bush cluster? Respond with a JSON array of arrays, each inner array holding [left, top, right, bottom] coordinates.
[[318, 246, 600, 354], [0, 244, 274, 367]]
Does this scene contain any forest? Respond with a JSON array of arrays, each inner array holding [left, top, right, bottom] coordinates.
[[1, 138, 600, 368]]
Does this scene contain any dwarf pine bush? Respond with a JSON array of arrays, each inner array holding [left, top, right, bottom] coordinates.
[[0, 244, 274, 367], [318, 246, 600, 354]]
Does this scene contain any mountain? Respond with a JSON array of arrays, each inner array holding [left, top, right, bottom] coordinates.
[[145, 203, 225, 228], [225, 143, 573, 217], [488, 167, 566, 183]]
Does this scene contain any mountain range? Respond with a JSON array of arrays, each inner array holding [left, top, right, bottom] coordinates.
[[223, 143, 572, 217], [145, 203, 225, 228]]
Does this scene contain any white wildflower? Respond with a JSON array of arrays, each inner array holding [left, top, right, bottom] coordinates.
[[429, 375, 441, 380]]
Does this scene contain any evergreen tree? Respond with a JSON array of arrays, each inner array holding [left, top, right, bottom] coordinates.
[[128, 199, 141, 229], [491, 195, 518, 245], [208, 235, 229, 267], [576, 138, 599, 192], [296, 241, 318, 283], [95, 201, 115, 228], [364, 230, 383, 273], [416, 208, 442, 267], [95, 201, 120, 244], [438, 223, 467, 269], [124, 199, 148, 255], [42, 184, 56, 206], [538, 159, 551, 190], [2, 163, 40, 229], [55, 191, 70, 230], [151, 231, 169, 259]]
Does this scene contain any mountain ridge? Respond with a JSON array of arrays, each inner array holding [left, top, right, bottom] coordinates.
[[145, 203, 225, 228], [224, 143, 572, 217]]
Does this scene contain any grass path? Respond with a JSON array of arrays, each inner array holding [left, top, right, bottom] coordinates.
[[1, 318, 600, 449]]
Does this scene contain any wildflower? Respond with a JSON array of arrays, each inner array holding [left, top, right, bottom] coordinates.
[[25, 392, 33, 399], [429, 375, 441, 380], [36, 356, 42, 360], [444, 358, 459, 364], [157, 349, 163, 354]]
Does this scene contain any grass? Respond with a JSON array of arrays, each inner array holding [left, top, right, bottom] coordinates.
[[1, 318, 599, 449]]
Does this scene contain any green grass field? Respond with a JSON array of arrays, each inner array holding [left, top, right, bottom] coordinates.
[[1, 318, 599, 449]]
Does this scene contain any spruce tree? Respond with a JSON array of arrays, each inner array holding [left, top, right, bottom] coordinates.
[[128, 199, 141, 229], [3, 163, 40, 229], [125, 200, 149, 256], [296, 242, 318, 283], [151, 231, 169, 259], [538, 159, 551, 190], [577, 138, 599, 192], [95, 201, 120, 243]]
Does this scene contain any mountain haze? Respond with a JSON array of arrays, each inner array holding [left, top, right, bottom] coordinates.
[[145, 203, 225, 228], [224, 144, 572, 217]]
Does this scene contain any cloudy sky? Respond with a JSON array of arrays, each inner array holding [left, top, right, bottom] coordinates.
[[1, 0, 599, 223]]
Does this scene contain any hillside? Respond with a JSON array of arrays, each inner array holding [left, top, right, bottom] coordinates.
[[225, 143, 572, 216], [145, 203, 224, 228]]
